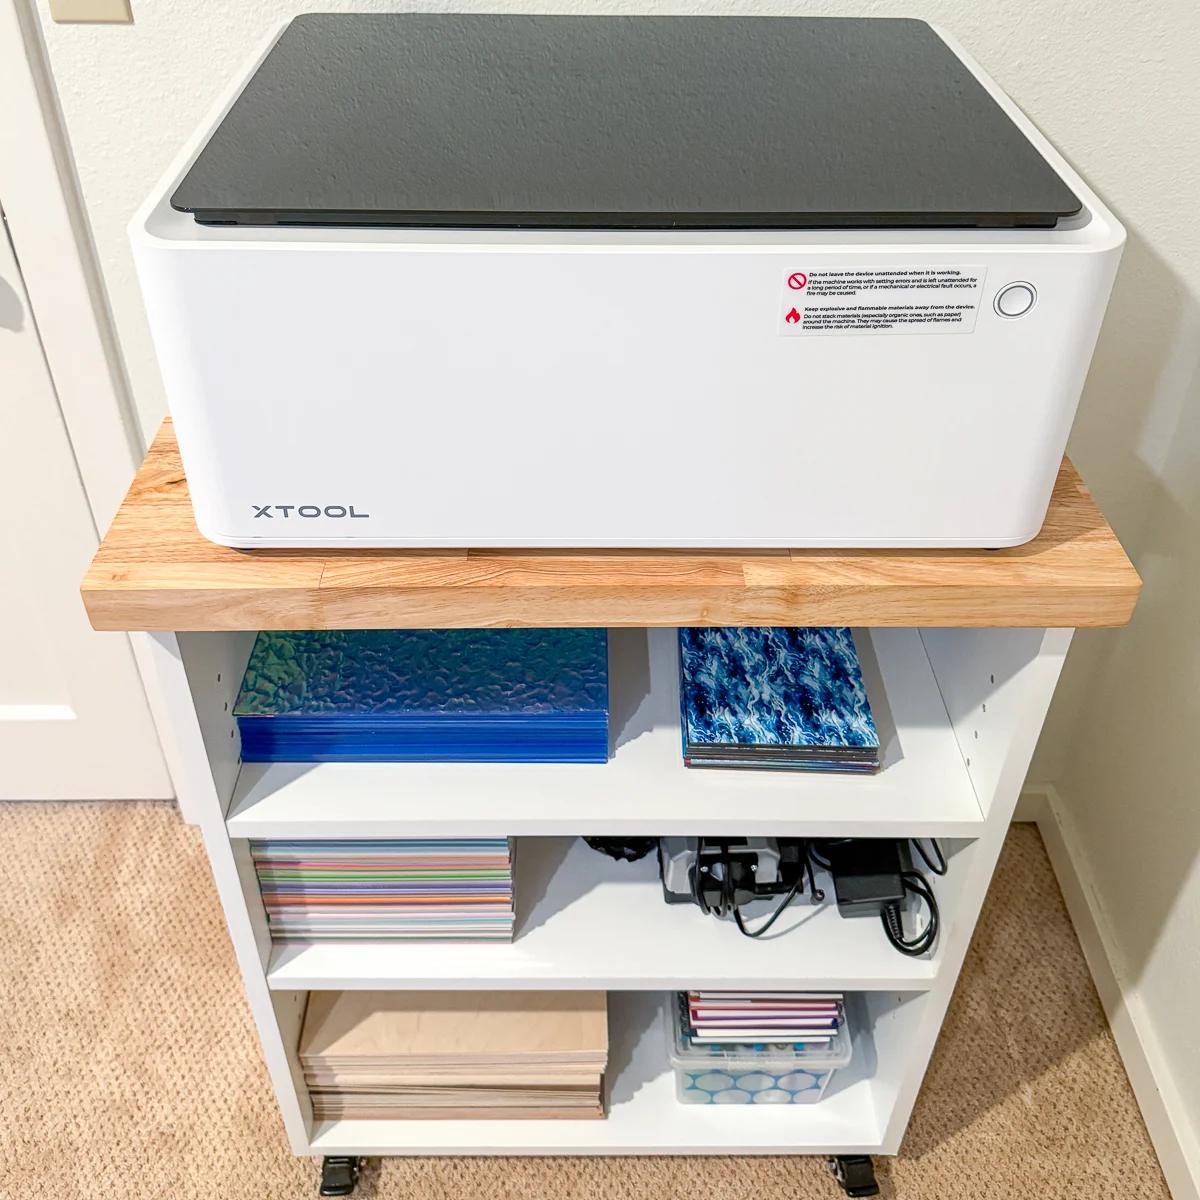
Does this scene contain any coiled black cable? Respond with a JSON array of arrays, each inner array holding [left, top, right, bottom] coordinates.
[[733, 876, 803, 938], [811, 837, 945, 957], [882, 870, 939, 956], [732, 849, 824, 939], [689, 840, 826, 939], [690, 837, 944, 952], [911, 837, 948, 876]]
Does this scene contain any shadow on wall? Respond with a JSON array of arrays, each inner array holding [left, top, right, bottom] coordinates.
[[0, 274, 25, 332], [1034, 226, 1197, 779], [1042, 225, 1200, 992]]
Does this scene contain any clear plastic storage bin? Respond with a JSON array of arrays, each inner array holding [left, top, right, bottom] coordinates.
[[666, 995, 853, 1105]]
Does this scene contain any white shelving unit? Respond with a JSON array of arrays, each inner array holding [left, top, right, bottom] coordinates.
[[84, 424, 1139, 1194], [140, 620, 1072, 1161]]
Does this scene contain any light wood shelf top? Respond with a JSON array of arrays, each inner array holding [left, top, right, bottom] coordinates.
[[82, 419, 1140, 631]]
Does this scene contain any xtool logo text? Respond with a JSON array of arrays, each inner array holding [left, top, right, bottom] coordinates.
[[252, 505, 370, 519]]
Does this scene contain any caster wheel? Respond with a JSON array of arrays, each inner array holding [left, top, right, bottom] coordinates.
[[827, 1155, 880, 1197], [319, 1155, 362, 1197]]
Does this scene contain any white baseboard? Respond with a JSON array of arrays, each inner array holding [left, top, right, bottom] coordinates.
[[1011, 789, 1045, 822], [1019, 784, 1200, 1200]]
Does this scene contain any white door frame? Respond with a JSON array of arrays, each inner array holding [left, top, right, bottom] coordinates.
[[0, 0, 143, 531], [0, 0, 180, 807]]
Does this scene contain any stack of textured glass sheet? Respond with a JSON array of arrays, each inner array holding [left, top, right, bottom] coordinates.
[[251, 839, 515, 941], [678, 627, 880, 772], [233, 628, 608, 762]]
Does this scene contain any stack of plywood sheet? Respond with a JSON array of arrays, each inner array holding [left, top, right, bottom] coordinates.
[[299, 991, 608, 1119]]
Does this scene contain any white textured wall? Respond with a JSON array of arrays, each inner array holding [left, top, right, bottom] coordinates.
[[33, 0, 1200, 1169]]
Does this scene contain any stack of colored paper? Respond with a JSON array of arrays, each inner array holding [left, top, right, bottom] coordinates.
[[234, 628, 608, 762], [678, 627, 880, 772], [679, 991, 845, 1048], [251, 839, 515, 942], [299, 991, 608, 1119]]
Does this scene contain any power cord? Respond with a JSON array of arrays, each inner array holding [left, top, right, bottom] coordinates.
[[911, 837, 948, 876], [690, 840, 825, 939], [733, 876, 803, 938], [732, 849, 825, 939], [683, 837, 947, 952], [881, 839, 945, 957], [882, 871, 939, 956]]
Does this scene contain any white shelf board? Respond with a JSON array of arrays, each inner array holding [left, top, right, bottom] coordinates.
[[305, 992, 885, 1156], [227, 627, 981, 839], [265, 837, 939, 991]]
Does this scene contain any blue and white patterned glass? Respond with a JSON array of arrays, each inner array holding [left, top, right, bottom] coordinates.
[[678, 627, 878, 749]]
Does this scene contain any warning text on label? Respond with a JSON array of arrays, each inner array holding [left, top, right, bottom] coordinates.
[[780, 266, 987, 336]]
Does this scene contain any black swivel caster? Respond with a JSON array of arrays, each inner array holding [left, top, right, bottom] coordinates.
[[319, 1156, 362, 1196], [827, 1155, 880, 1197]]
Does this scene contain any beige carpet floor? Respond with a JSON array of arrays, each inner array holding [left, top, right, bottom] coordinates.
[[0, 806, 1168, 1200]]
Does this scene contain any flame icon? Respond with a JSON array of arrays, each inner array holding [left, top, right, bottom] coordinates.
[[785, 307, 802, 324]]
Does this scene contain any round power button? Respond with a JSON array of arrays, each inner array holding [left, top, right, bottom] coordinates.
[[995, 282, 1037, 318]]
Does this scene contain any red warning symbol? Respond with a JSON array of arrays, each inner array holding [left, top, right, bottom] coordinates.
[[787, 272, 808, 290], [785, 308, 802, 324]]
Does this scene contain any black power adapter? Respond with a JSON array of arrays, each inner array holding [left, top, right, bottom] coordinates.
[[822, 840, 906, 917], [819, 838, 945, 958]]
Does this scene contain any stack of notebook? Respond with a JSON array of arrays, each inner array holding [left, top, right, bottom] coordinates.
[[678, 990, 845, 1049], [251, 839, 515, 942], [678, 627, 880, 772], [299, 991, 609, 1120], [234, 628, 609, 762]]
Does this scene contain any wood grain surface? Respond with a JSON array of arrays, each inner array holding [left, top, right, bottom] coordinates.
[[299, 990, 609, 1065], [299, 990, 608, 1120], [82, 420, 1141, 631]]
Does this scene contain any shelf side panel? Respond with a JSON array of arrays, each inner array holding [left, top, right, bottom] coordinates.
[[144, 630, 313, 1153], [921, 627, 1070, 818], [175, 630, 256, 820], [878, 627, 1072, 1151]]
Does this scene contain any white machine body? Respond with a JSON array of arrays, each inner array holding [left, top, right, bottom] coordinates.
[[132, 25, 1123, 549]]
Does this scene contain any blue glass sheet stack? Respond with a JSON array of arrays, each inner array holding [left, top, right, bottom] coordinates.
[[233, 629, 608, 762], [678, 627, 880, 773]]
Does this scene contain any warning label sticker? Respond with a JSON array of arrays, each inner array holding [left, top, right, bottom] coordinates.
[[779, 266, 987, 336]]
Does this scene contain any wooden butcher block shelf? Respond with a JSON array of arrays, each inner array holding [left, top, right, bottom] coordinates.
[[82, 420, 1140, 632]]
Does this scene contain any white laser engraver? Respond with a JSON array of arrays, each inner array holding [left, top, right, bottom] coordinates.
[[132, 14, 1123, 548]]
